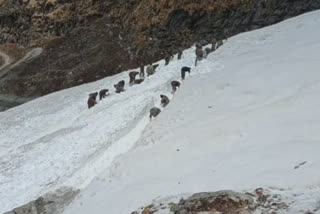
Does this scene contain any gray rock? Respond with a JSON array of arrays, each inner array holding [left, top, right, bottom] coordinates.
[[4, 187, 79, 214], [174, 190, 256, 214]]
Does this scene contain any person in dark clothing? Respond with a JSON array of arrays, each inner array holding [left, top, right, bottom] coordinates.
[[195, 45, 204, 66], [129, 71, 139, 84], [87, 92, 98, 109], [99, 89, 109, 100], [181, 66, 191, 80], [160, 94, 170, 107], [177, 48, 183, 60], [171, 80, 181, 92], [114, 80, 125, 93], [139, 65, 145, 79], [149, 107, 161, 119]]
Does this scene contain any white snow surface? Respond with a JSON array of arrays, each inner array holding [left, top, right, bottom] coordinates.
[[1, 10, 320, 214]]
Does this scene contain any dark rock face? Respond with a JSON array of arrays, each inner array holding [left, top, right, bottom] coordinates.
[[131, 188, 291, 214], [0, 95, 32, 112], [0, 19, 137, 98], [142, 0, 320, 59], [0, 55, 4, 67], [173, 190, 256, 214], [0, 0, 110, 45], [0, 0, 320, 110]]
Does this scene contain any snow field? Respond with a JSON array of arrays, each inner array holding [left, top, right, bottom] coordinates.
[[1, 10, 320, 214], [0, 40, 220, 213], [64, 10, 320, 214]]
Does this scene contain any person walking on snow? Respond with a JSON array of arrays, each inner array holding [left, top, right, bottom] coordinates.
[[195, 43, 204, 66]]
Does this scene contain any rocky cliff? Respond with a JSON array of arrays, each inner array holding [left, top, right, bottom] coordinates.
[[0, 0, 320, 109]]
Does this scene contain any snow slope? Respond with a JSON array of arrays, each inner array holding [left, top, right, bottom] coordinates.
[[1, 10, 320, 214], [0, 47, 194, 212], [64, 11, 320, 214]]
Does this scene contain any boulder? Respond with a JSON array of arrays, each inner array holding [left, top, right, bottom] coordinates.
[[173, 190, 256, 214]]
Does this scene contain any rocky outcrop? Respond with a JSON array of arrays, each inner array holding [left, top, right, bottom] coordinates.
[[2, 0, 320, 59], [131, 188, 291, 214], [4, 187, 79, 214], [0, 20, 137, 98], [0, 0, 106, 45], [1, 0, 320, 110], [128, 0, 320, 60], [173, 190, 256, 214]]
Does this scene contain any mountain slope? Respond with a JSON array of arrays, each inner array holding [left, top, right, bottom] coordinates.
[[64, 10, 320, 214], [1, 10, 320, 214], [1, 0, 320, 111], [0, 51, 10, 70], [0, 34, 205, 214]]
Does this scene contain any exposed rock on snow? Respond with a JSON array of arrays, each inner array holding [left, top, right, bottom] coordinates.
[[173, 191, 255, 214], [4, 187, 79, 214], [131, 189, 292, 214]]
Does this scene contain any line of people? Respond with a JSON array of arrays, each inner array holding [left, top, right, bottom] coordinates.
[[195, 38, 224, 66], [87, 53, 184, 110], [87, 66, 186, 112], [87, 63, 163, 109], [87, 39, 225, 120], [149, 38, 225, 118], [149, 67, 190, 119]]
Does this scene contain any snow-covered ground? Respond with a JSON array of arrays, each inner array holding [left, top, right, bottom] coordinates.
[[1, 10, 320, 214]]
